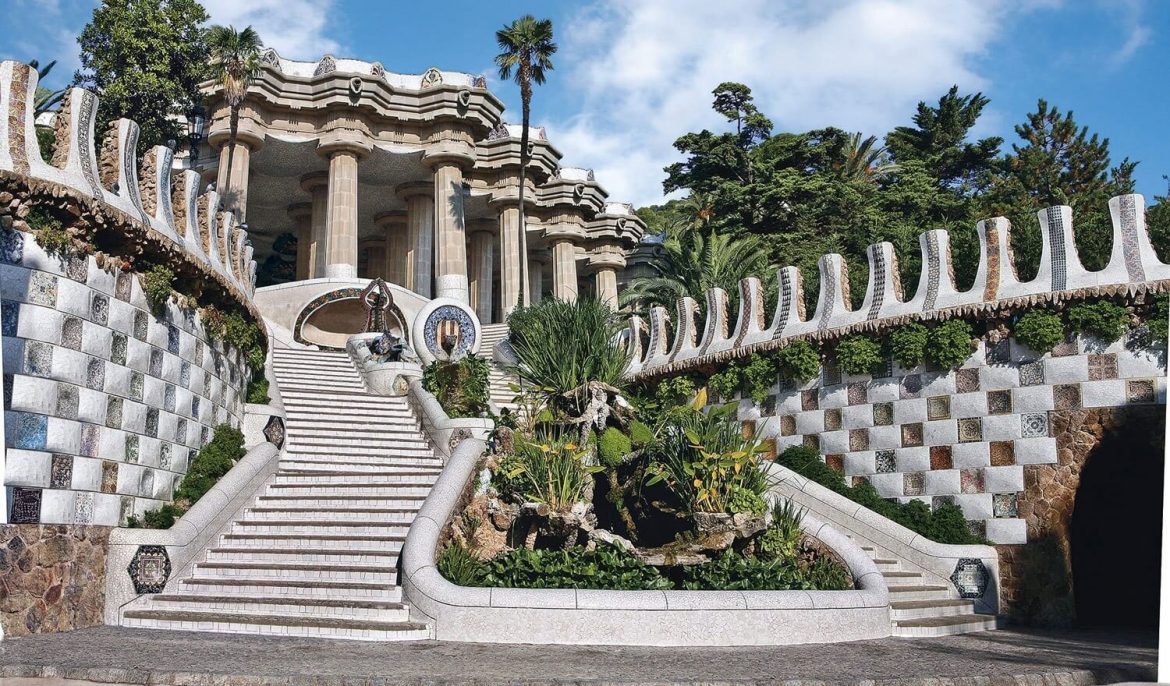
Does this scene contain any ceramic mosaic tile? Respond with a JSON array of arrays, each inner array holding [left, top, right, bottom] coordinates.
[[106, 397, 123, 428], [90, 293, 108, 326], [167, 325, 180, 354], [761, 438, 777, 461], [190, 396, 200, 420], [180, 361, 191, 387], [993, 493, 1019, 518], [852, 475, 870, 487], [900, 374, 922, 399], [28, 272, 57, 307], [25, 341, 53, 377], [1050, 336, 1078, 357], [86, 357, 105, 390], [927, 395, 951, 420], [74, 491, 94, 524], [164, 384, 176, 413], [3, 374, 11, 409], [761, 395, 776, 415], [1, 228, 26, 265], [1, 300, 18, 336], [902, 422, 924, 447], [826, 454, 844, 473], [133, 311, 148, 340], [990, 441, 1015, 466], [145, 408, 159, 438], [873, 402, 894, 426], [824, 408, 842, 431], [1053, 383, 1082, 411], [967, 520, 987, 539], [194, 339, 204, 364], [100, 460, 118, 493], [80, 424, 100, 457], [149, 349, 163, 377], [119, 496, 133, 524], [957, 417, 983, 443], [875, 450, 896, 473], [801, 389, 819, 411], [56, 383, 79, 419], [160, 443, 172, 470], [987, 390, 1012, 415], [1019, 360, 1045, 387], [803, 434, 819, 451], [780, 415, 796, 436], [10, 487, 41, 523], [139, 469, 154, 497], [111, 332, 127, 365], [903, 472, 925, 496], [201, 426, 210, 444], [129, 371, 143, 401], [955, 368, 980, 393], [847, 382, 867, 405], [61, 316, 83, 350], [873, 357, 894, 379], [1128, 379, 1155, 404], [50, 453, 72, 489], [932, 495, 956, 510], [960, 468, 984, 494], [822, 360, 841, 386], [125, 434, 139, 463], [65, 256, 88, 282], [930, 445, 953, 470], [1087, 353, 1118, 381], [1021, 412, 1050, 438], [849, 428, 869, 451], [115, 272, 133, 301]]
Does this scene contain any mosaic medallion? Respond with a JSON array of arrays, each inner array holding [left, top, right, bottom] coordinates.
[[875, 450, 896, 473], [989, 441, 1015, 466], [1053, 384, 1082, 411], [901, 422, 924, 448], [960, 468, 984, 494], [993, 493, 1018, 518], [927, 395, 951, 420], [823, 408, 841, 431], [28, 272, 57, 307], [115, 272, 133, 301], [873, 402, 894, 426], [90, 293, 108, 326], [930, 445, 953, 470], [987, 390, 1012, 415], [422, 304, 477, 360], [847, 382, 867, 406], [1088, 353, 1118, 381], [849, 428, 869, 452], [903, 472, 924, 496], [955, 368, 980, 393], [1018, 361, 1045, 387], [957, 417, 983, 443], [128, 545, 171, 594], [950, 558, 990, 599], [65, 256, 88, 282], [263, 415, 286, 449], [10, 487, 41, 523], [1021, 412, 1049, 439]]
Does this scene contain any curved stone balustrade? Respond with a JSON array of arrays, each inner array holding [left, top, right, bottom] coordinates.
[[629, 195, 1169, 378], [0, 61, 260, 317]]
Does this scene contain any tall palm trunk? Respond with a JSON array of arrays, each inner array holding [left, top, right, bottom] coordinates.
[[517, 61, 532, 308], [223, 105, 239, 208]]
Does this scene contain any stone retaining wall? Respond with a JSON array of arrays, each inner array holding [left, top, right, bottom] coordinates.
[[0, 524, 108, 638]]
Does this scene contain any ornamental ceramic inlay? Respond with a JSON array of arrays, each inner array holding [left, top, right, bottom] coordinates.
[[823, 408, 841, 431], [993, 493, 1019, 518], [263, 415, 285, 448], [817, 258, 836, 331], [957, 417, 983, 443], [56, 383, 79, 419], [1118, 194, 1146, 282], [923, 232, 941, 311], [0, 227, 24, 264], [903, 472, 924, 496], [1018, 361, 1045, 387], [420, 67, 443, 88], [950, 558, 989, 599], [990, 441, 1015, 466], [10, 487, 41, 523], [77, 90, 104, 198], [866, 246, 886, 320], [1, 300, 18, 336], [423, 304, 477, 359], [1021, 412, 1049, 438], [50, 454, 72, 489], [873, 402, 893, 426], [1046, 207, 1068, 291], [128, 545, 171, 594], [875, 450, 896, 473], [8, 66, 31, 175], [771, 270, 792, 339], [987, 390, 1012, 415], [955, 368, 980, 393]]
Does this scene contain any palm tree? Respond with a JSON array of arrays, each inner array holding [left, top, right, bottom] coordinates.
[[29, 60, 66, 117], [838, 132, 899, 182], [207, 25, 263, 209], [494, 15, 557, 307]]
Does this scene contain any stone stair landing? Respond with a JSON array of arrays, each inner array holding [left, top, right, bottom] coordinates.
[[122, 347, 438, 641]]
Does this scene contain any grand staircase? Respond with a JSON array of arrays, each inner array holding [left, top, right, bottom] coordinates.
[[122, 347, 439, 640], [481, 322, 519, 413]]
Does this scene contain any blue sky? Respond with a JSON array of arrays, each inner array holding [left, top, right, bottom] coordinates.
[[6, 0, 1168, 208]]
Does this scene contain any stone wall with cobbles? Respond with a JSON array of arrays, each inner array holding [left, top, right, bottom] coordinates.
[[0, 524, 108, 638]]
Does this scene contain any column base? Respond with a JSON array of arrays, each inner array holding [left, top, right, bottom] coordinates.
[[435, 274, 470, 304], [325, 263, 357, 280]]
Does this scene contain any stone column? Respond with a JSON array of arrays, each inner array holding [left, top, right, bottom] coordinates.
[[376, 211, 408, 286], [529, 257, 545, 304], [468, 226, 495, 323], [213, 131, 261, 220], [398, 182, 434, 297], [588, 246, 627, 310], [324, 149, 359, 279], [360, 238, 387, 280], [495, 203, 527, 314], [595, 268, 619, 308], [430, 160, 470, 302], [288, 203, 313, 281], [299, 171, 329, 278], [551, 239, 579, 302]]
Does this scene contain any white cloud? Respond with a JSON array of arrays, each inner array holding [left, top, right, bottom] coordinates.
[[543, 0, 1023, 206], [1106, 0, 1151, 66], [201, 0, 342, 60]]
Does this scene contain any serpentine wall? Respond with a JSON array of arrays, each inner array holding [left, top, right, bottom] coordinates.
[[625, 196, 1168, 546], [0, 60, 263, 635]]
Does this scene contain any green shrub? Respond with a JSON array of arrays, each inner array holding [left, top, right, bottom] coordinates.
[[598, 427, 632, 467], [422, 354, 490, 418], [36, 126, 55, 161], [175, 424, 245, 504], [140, 265, 175, 314], [26, 206, 73, 256], [437, 542, 486, 586], [479, 545, 673, 590], [727, 485, 767, 516], [1067, 301, 1129, 343], [628, 420, 655, 448], [739, 354, 777, 404], [926, 320, 975, 369], [888, 322, 928, 368], [1149, 295, 1169, 341], [246, 377, 270, 404], [802, 555, 853, 590], [653, 374, 698, 408], [682, 548, 849, 591], [835, 335, 883, 376], [503, 434, 602, 509], [774, 445, 982, 545], [775, 339, 820, 383], [201, 306, 226, 343], [707, 364, 741, 400], [126, 504, 182, 529], [757, 499, 804, 561], [1013, 311, 1065, 353]]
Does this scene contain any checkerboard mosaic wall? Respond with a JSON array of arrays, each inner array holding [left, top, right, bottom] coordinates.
[[2, 237, 251, 526], [740, 336, 1166, 544]]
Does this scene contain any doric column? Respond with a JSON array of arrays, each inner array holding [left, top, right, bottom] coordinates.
[[596, 268, 618, 307], [212, 130, 262, 220], [376, 211, 408, 286], [529, 257, 545, 304], [359, 238, 387, 279], [428, 157, 471, 303], [317, 137, 371, 280], [495, 203, 526, 314], [551, 239, 578, 301], [588, 244, 627, 310], [397, 182, 434, 297], [299, 171, 329, 278], [468, 224, 495, 323], [288, 203, 313, 281]]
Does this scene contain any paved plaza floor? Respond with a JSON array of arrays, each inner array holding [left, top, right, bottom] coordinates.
[[0, 625, 1156, 685]]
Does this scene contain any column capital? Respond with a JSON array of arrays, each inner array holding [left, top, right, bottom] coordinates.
[[374, 210, 408, 227], [316, 133, 372, 160], [287, 202, 313, 221], [422, 148, 476, 171], [300, 171, 329, 193], [395, 180, 433, 201], [467, 217, 496, 237], [208, 127, 265, 152]]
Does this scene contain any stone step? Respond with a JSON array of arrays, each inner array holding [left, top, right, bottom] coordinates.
[[205, 547, 401, 565], [193, 561, 397, 584], [144, 594, 409, 622], [285, 423, 424, 435], [122, 609, 429, 641], [881, 571, 925, 587], [273, 471, 441, 484], [281, 447, 437, 460], [265, 483, 435, 497], [272, 363, 360, 375], [219, 533, 406, 550], [285, 438, 431, 452], [242, 507, 419, 522], [892, 613, 998, 638], [179, 577, 402, 601], [889, 599, 977, 621], [256, 495, 427, 509], [885, 585, 953, 602], [279, 382, 366, 393], [229, 521, 411, 537], [279, 390, 386, 402], [279, 459, 440, 473]]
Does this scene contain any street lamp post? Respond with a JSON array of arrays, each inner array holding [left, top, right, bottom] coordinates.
[[186, 104, 206, 167]]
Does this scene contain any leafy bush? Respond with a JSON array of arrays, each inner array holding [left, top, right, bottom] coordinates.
[[26, 206, 73, 256], [175, 424, 245, 504], [1149, 294, 1169, 341], [926, 320, 975, 369], [888, 322, 928, 368], [479, 545, 674, 590], [598, 427, 632, 467], [36, 127, 55, 161], [835, 335, 883, 376], [1067, 301, 1129, 343], [246, 377, 270, 404], [1013, 311, 1065, 353], [681, 549, 849, 591], [739, 354, 778, 404], [201, 305, 226, 343], [775, 339, 820, 383], [707, 364, 741, 401], [774, 445, 982, 545], [437, 542, 486, 586], [757, 499, 803, 561], [140, 265, 175, 314], [126, 504, 182, 529], [500, 434, 602, 510], [422, 354, 490, 418], [629, 420, 655, 448], [727, 485, 767, 516], [653, 374, 698, 408]]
